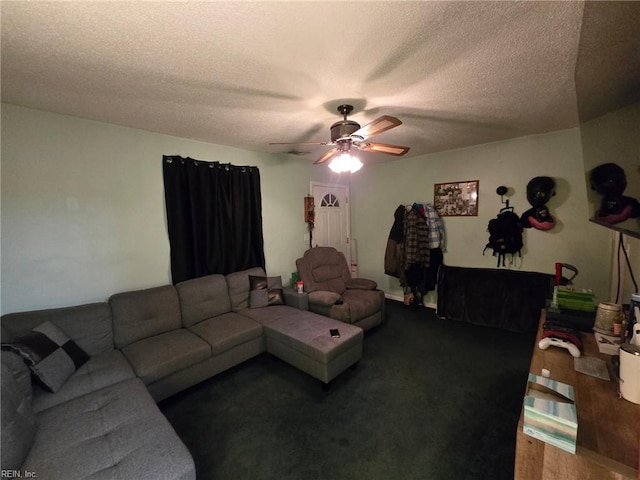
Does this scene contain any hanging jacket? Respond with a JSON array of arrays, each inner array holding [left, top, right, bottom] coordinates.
[[403, 207, 430, 270], [389, 205, 405, 242], [423, 204, 445, 250], [425, 247, 444, 292], [384, 205, 406, 280]]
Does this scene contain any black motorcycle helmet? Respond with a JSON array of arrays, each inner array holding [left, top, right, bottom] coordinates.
[[526, 176, 556, 207], [590, 163, 627, 198]]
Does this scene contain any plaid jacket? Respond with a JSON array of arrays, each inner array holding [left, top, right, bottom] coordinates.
[[424, 204, 445, 250], [403, 208, 430, 269]]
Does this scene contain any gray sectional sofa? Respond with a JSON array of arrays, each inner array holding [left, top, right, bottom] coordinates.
[[1, 267, 374, 480]]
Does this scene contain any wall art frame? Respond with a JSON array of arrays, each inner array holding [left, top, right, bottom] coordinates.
[[433, 180, 479, 216]]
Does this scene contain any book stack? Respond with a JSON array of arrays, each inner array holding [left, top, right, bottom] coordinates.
[[555, 286, 596, 312], [546, 287, 597, 332]]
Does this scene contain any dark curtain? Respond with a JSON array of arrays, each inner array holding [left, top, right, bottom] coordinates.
[[162, 155, 265, 284]]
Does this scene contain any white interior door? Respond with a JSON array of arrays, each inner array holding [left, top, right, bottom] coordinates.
[[311, 183, 351, 264]]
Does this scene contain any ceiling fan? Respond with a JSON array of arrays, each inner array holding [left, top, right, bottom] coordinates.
[[270, 104, 410, 167]]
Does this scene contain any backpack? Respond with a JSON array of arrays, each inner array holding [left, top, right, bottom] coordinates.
[[483, 210, 523, 266]]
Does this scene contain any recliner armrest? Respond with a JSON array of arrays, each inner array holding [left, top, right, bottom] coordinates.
[[345, 278, 377, 290], [308, 291, 342, 306]]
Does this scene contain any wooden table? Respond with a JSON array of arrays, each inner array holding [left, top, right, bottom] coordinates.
[[515, 310, 640, 480]]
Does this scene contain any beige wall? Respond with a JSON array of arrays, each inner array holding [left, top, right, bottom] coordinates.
[[580, 102, 640, 303], [1, 103, 621, 315], [1, 104, 327, 313], [350, 128, 614, 305]]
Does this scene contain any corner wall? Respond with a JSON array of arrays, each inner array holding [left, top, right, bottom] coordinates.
[[350, 128, 613, 304], [580, 102, 640, 303], [0, 104, 317, 314], [1, 104, 617, 315]]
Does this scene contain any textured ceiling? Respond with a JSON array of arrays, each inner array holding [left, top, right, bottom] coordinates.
[[1, 1, 638, 165]]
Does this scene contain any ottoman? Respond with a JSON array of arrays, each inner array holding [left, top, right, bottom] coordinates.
[[260, 310, 364, 385]]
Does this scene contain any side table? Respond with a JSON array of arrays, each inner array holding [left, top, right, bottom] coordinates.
[[514, 310, 639, 479]]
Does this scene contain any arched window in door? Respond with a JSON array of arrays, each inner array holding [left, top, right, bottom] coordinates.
[[321, 193, 340, 207]]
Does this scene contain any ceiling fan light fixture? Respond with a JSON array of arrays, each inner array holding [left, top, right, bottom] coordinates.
[[272, 103, 409, 168], [328, 152, 362, 173]]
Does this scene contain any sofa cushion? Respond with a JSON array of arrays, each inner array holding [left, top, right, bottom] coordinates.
[[226, 267, 266, 311], [295, 247, 351, 294], [33, 349, 136, 413], [110, 285, 182, 349], [189, 312, 263, 356], [311, 301, 351, 323], [308, 291, 342, 307], [1, 302, 113, 356], [176, 274, 231, 328], [22, 378, 195, 480], [2, 321, 89, 393], [1, 358, 37, 471], [342, 289, 384, 320], [310, 266, 346, 293], [240, 304, 294, 325], [308, 289, 384, 324], [312, 264, 343, 283], [346, 278, 378, 290], [121, 329, 211, 385], [2, 351, 33, 403], [249, 275, 284, 308], [260, 311, 364, 364]]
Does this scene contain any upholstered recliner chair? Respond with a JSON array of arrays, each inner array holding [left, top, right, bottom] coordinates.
[[296, 247, 385, 331]]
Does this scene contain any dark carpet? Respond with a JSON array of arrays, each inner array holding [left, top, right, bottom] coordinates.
[[159, 300, 536, 480]]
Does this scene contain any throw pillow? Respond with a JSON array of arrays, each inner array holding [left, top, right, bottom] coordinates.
[[249, 275, 284, 308], [1, 321, 89, 393]]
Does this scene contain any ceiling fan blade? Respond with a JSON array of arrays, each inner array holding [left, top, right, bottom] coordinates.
[[313, 148, 339, 165], [357, 142, 410, 156], [269, 141, 332, 146], [351, 115, 402, 141]]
